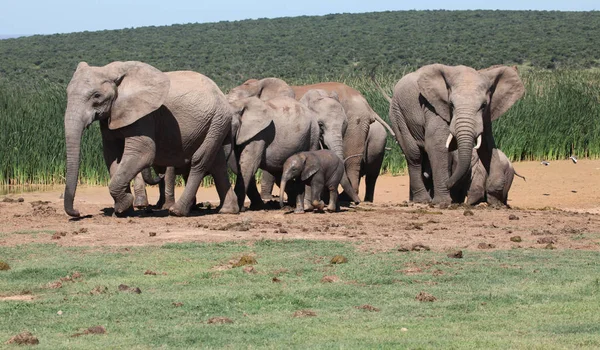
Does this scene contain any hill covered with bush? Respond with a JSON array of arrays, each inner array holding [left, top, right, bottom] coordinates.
[[1, 10, 599, 87]]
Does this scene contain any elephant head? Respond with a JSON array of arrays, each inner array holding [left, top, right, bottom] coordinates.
[[227, 77, 295, 103], [299, 89, 347, 160], [63, 61, 170, 217], [417, 64, 524, 188], [279, 153, 316, 208], [228, 97, 274, 146]]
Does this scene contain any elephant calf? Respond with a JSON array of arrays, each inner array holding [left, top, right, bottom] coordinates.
[[280, 150, 357, 213]]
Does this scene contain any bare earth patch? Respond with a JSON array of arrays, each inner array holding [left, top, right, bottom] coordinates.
[[0, 294, 36, 301], [1, 160, 600, 252]]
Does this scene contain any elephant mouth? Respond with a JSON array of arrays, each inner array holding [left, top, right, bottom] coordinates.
[[445, 133, 482, 151]]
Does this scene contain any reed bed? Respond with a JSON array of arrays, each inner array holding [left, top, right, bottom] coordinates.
[[1, 69, 599, 186]]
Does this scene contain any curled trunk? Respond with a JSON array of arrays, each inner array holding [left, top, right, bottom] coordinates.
[[141, 168, 163, 185], [447, 130, 475, 188]]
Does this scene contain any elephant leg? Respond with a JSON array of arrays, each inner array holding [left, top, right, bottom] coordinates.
[[157, 167, 176, 210], [260, 171, 276, 200], [327, 187, 339, 212], [364, 154, 383, 202], [248, 175, 265, 210], [108, 137, 155, 215], [393, 116, 430, 203], [233, 141, 266, 211], [211, 148, 239, 214], [424, 120, 452, 206], [310, 175, 326, 211], [132, 173, 149, 208], [293, 181, 305, 214]]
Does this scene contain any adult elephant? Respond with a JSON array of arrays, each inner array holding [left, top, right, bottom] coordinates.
[[360, 121, 387, 202], [228, 78, 393, 200], [374, 64, 524, 205], [64, 61, 238, 217]]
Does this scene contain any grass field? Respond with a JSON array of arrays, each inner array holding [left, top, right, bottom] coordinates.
[[1, 240, 600, 348], [2, 68, 600, 186]]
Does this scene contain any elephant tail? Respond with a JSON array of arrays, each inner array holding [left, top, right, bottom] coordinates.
[[141, 168, 164, 185], [514, 171, 526, 182], [343, 153, 363, 164]]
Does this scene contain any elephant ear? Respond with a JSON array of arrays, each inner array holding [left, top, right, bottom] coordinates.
[[231, 98, 274, 145], [107, 61, 170, 130], [301, 155, 320, 181], [479, 65, 525, 121], [327, 91, 340, 102], [416, 64, 453, 123]]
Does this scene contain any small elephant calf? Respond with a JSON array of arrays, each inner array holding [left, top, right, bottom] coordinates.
[[280, 150, 359, 213]]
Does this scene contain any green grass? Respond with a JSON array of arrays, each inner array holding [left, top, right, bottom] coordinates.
[[1, 240, 600, 348], [2, 68, 600, 186]]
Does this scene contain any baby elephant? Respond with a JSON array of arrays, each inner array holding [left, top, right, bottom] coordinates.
[[280, 150, 359, 213]]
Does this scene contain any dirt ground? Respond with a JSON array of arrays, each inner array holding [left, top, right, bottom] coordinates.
[[1, 159, 600, 252]]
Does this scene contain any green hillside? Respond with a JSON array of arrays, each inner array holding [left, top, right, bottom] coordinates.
[[1, 10, 599, 87]]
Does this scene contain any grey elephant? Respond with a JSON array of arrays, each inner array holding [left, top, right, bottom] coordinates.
[[64, 61, 238, 217], [450, 148, 524, 206], [374, 64, 524, 205], [280, 150, 353, 213], [358, 121, 387, 202], [228, 78, 392, 201], [228, 96, 321, 209]]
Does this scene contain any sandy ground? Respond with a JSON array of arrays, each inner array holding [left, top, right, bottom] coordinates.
[[1, 159, 599, 252]]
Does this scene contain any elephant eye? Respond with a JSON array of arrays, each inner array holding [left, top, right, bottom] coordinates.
[[92, 92, 102, 99], [449, 102, 454, 110], [480, 102, 488, 110]]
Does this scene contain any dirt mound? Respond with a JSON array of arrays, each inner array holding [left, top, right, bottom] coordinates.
[[5, 331, 39, 345]]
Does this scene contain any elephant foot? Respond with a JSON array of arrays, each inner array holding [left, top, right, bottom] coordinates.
[[294, 207, 305, 214], [411, 192, 432, 204], [326, 203, 339, 212], [133, 196, 149, 208], [168, 202, 191, 217], [219, 202, 240, 214], [114, 193, 134, 215], [249, 200, 266, 211], [160, 199, 176, 210], [312, 200, 325, 211]]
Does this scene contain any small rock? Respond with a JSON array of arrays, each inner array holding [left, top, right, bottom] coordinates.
[[401, 327, 408, 332], [447, 250, 463, 259], [293, 309, 317, 318], [415, 291, 436, 302], [397, 246, 410, 252], [510, 236, 522, 242], [57, 310, 63, 315], [144, 270, 157, 275], [478, 243, 496, 249], [463, 210, 474, 216], [545, 243, 556, 250], [207, 317, 233, 324], [5, 331, 39, 345], [272, 277, 282, 283], [232, 255, 257, 267], [278, 228, 288, 234], [0, 260, 10, 271], [148, 232, 157, 237], [509, 214, 519, 220], [330, 255, 348, 264], [537, 237, 557, 244], [411, 243, 430, 251], [90, 285, 108, 295]]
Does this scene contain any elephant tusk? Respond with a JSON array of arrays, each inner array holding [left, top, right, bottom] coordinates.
[[445, 134, 454, 149], [474, 135, 482, 150]]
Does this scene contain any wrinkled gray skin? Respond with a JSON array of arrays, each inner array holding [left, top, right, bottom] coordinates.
[[280, 150, 351, 213], [228, 96, 321, 210], [450, 148, 523, 206], [228, 78, 389, 201], [64, 61, 238, 217], [375, 64, 524, 206], [359, 121, 387, 202]]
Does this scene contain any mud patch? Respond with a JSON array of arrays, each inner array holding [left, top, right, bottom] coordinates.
[[206, 317, 234, 324], [5, 331, 39, 345], [415, 291, 437, 302], [355, 304, 380, 312], [71, 326, 107, 337], [293, 309, 317, 318]]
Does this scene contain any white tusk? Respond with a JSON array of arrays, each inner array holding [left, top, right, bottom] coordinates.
[[445, 134, 454, 149], [474, 135, 482, 150]]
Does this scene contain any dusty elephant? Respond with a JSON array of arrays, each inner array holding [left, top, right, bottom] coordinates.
[[64, 61, 238, 217], [280, 150, 354, 213], [374, 64, 524, 206], [228, 78, 392, 201], [450, 148, 524, 206], [228, 96, 322, 210]]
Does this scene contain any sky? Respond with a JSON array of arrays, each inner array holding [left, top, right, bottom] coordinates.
[[0, 0, 598, 36]]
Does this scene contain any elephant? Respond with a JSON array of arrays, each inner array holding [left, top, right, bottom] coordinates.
[[359, 121, 387, 202], [227, 78, 392, 201], [280, 150, 354, 213], [450, 148, 525, 206], [228, 96, 322, 210], [373, 64, 524, 206], [63, 61, 238, 217]]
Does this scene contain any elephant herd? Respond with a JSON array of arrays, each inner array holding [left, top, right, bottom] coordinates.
[[62, 61, 524, 218]]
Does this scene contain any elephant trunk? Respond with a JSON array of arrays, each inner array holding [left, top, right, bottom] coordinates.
[[64, 112, 85, 217], [447, 126, 476, 189], [340, 171, 361, 204], [279, 177, 289, 208], [141, 168, 163, 185]]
